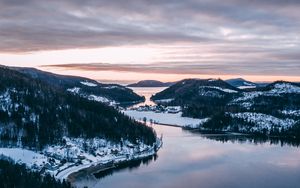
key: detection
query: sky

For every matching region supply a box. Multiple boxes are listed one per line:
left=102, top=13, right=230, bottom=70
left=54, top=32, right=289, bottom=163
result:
left=0, top=0, right=299, bottom=83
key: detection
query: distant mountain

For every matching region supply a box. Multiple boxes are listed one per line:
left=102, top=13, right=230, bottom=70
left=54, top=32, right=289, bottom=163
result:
left=225, top=78, right=257, bottom=89
left=265, top=80, right=300, bottom=90
left=127, top=80, right=175, bottom=87
left=151, top=78, right=300, bottom=138
left=151, top=78, right=240, bottom=102
left=0, top=66, right=156, bottom=148
left=12, top=67, right=144, bottom=104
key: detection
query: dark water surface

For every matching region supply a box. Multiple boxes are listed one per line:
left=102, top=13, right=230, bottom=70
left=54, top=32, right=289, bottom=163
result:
left=74, top=125, right=300, bottom=188
left=74, top=87, right=300, bottom=188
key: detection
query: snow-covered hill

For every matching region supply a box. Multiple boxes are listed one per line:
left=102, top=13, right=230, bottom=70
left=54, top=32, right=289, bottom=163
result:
left=228, top=112, right=297, bottom=133
left=225, top=78, right=257, bottom=89
left=0, top=66, right=160, bottom=182
left=12, top=67, right=144, bottom=104
left=150, top=79, right=300, bottom=138
left=0, top=136, right=162, bottom=181
left=231, top=82, right=300, bottom=108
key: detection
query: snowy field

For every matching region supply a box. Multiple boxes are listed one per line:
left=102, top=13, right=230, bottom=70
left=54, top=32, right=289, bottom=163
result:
left=67, top=87, right=117, bottom=106
left=80, top=81, right=97, bottom=87
left=123, top=110, right=208, bottom=128
left=0, top=148, right=48, bottom=167
left=199, top=86, right=238, bottom=93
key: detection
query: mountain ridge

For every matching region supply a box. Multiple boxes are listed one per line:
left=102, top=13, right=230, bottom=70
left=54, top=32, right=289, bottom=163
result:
left=225, top=78, right=257, bottom=89
left=0, top=66, right=156, bottom=149
left=127, top=80, right=175, bottom=87
left=12, top=67, right=145, bottom=104
left=150, top=78, right=300, bottom=138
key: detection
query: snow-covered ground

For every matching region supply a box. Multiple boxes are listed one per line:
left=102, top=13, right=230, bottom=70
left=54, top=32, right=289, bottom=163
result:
left=281, top=110, right=300, bottom=116
left=154, top=98, right=174, bottom=103
left=0, top=136, right=161, bottom=181
left=229, top=112, right=298, bottom=133
left=0, top=148, right=49, bottom=167
left=199, top=86, right=238, bottom=93
left=270, top=83, right=300, bottom=94
left=67, top=87, right=80, bottom=94
left=67, top=87, right=117, bottom=106
left=238, top=86, right=256, bottom=89
left=80, top=81, right=97, bottom=87
left=237, top=81, right=256, bottom=89
left=124, top=110, right=208, bottom=128
left=0, top=89, right=12, bottom=113
left=0, top=89, right=32, bottom=121
left=102, top=85, right=124, bottom=90
left=231, top=83, right=300, bottom=108
left=0, top=85, right=163, bottom=182
left=87, top=95, right=117, bottom=106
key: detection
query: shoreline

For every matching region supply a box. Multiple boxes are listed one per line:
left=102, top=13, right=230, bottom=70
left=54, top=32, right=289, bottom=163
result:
left=66, top=139, right=162, bottom=185
left=67, top=153, right=158, bottom=184
left=150, top=122, right=182, bottom=128
left=65, top=122, right=300, bottom=186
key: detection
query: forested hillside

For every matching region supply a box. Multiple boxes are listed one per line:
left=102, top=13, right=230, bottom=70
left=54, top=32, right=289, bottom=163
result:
left=0, top=158, right=71, bottom=188
left=0, top=66, right=156, bottom=149
left=13, top=67, right=144, bottom=104
left=152, top=79, right=300, bottom=138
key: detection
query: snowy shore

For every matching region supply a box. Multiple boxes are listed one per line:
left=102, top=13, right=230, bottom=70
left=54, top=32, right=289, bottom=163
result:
left=0, top=137, right=162, bottom=182
left=123, top=110, right=209, bottom=128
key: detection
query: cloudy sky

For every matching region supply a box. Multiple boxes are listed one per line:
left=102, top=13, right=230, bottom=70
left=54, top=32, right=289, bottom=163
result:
left=0, top=0, right=299, bottom=82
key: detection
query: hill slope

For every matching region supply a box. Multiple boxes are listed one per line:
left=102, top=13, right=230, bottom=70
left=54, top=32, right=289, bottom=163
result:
left=12, top=67, right=144, bottom=105
left=127, top=80, right=174, bottom=87
left=151, top=79, right=240, bottom=118
left=0, top=66, right=156, bottom=149
left=151, top=78, right=300, bottom=137
left=225, top=78, right=257, bottom=89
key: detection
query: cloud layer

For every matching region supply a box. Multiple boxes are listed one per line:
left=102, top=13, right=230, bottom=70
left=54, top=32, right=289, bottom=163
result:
left=45, top=60, right=300, bottom=77
left=1, top=0, right=299, bottom=51
left=0, top=0, right=299, bottom=77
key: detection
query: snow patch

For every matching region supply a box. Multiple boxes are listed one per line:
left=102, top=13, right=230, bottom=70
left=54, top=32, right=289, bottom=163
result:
left=87, top=95, right=117, bottom=106
left=0, top=148, right=48, bottom=168
left=199, top=86, right=238, bottom=93
left=0, top=136, right=161, bottom=181
left=124, top=110, right=207, bottom=127
left=102, top=86, right=124, bottom=90
left=232, top=83, right=300, bottom=108
left=270, top=83, right=300, bottom=94
left=229, top=112, right=297, bottom=133
left=67, top=87, right=80, bottom=94
left=80, top=81, right=97, bottom=87
left=238, top=86, right=256, bottom=89
left=155, top=98, right=174, bottom=103
left=0, top=90, right=12, bottom=113
left=281, top=110, right=300, bottom=116
left=243, top=81, right=255, bottom=86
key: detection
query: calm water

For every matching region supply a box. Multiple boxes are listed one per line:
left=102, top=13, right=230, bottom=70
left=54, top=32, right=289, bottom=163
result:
left=73, top=88, right=300, bottom=188
left=129, top=87, right=167, bottom=107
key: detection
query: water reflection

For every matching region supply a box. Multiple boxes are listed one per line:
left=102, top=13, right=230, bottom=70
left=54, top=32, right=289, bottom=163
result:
left=73, top=125, right=300, bottom=188
left=128, top=87, right=166, bottom=108
left=194, top=132, right=300, bottom=147
left=74, top=87, right=300, bottom=188
left=94, top=154, right=158, bottom=180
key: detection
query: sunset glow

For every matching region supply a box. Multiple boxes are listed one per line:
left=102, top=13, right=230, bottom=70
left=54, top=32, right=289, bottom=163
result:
left=0, top=0, right=299, bottom=83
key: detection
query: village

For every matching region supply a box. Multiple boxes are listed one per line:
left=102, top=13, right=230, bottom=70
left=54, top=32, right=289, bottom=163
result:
left=0, top=136, right=163, bottom=181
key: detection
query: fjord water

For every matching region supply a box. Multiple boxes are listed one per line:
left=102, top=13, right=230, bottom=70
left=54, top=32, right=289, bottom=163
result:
left=74, top=88, right=300, bottom=188
left=128, top=87, right=167, bottom=107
